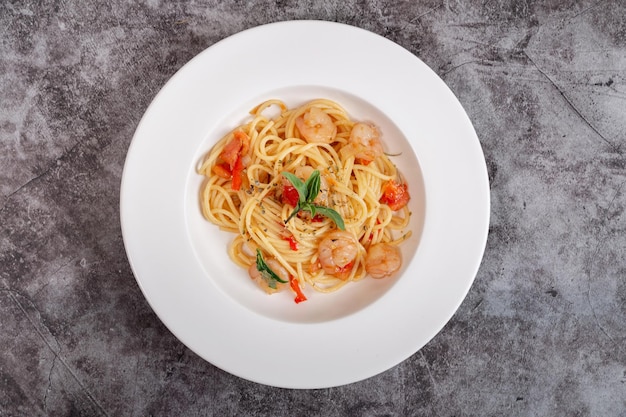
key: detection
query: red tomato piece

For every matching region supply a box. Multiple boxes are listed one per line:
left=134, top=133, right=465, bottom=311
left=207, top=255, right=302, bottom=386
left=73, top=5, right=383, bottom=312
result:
left=213, top=163, right=232, bottom=179
left=234, top=130, right=250, bottom=156
left=282, top=184, right=300, bottom=207
left=289, top=276, right=307, bottom=304
left=380, top=180, right=410, bottom=211
left=231, top=156, right=244, bottom=191
left=219, top=137, right=241, bottom=170
left=219, top=130, right=250, bottom=171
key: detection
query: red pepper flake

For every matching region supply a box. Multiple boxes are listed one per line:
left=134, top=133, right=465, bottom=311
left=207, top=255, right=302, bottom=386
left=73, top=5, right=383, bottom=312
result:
left=282, top=235, right=299, bottom=251
left=289, top=276, right=307, bottom=304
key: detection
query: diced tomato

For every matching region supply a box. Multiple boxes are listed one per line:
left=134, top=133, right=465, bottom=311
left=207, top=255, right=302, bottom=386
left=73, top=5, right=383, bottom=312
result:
left=219, top=138, right=241, bottom=170
left=282, top=235, right=298, bottom=251
left=289, top=276, right=307, bottom=304
left=234, top=130, right=250, bottom=156
left=281, top=184, right=300, bottom=207
left=380, top=180, right=410, bottom=211
left=231, top=156, right=244, bottom=191
left=219, top=130, right=250, bottom=170
left=213, top=163, right=232, bottom=179
left=215, top=130, right=250, bottom=190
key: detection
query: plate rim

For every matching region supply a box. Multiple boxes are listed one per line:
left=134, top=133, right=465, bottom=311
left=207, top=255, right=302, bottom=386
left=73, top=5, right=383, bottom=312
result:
left=120, top=19, right=490, bottom=389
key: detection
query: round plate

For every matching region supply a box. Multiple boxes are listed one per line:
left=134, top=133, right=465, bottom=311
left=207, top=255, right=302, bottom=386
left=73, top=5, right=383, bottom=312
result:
left=120, top=20, right=489, bottom=389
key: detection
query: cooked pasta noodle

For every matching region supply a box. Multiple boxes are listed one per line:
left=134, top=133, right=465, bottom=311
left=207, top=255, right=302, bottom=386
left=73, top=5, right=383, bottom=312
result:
left=198, top=99, right=411, bottom=301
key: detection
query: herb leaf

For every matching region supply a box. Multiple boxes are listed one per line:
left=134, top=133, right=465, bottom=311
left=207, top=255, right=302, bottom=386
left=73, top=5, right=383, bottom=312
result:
left=285, top=203, right=301, bottom=223
left=304, top=170, right=321, bottom=202
left=281, top=169, right=346, bottom=230
left=311, top=205, right=345, bottom=230
left=256, top=249, right=288, bottom=288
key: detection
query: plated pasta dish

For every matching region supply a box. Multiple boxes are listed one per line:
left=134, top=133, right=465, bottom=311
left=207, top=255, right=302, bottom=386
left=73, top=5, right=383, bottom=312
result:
left=198, top=99, right=411, bottom=303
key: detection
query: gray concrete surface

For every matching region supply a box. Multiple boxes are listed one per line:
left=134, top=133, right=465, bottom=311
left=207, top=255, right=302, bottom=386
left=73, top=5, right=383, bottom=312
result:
left=1, top=0, right=625, bottom=415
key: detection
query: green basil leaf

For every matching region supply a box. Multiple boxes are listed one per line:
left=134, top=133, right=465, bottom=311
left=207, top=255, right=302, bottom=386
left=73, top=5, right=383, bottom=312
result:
left=284, top=203, right=301, bottom=224
left=304, top=170, right=321, bottom=203
left=311, top=205, right=346, bottom=230
left=302, top=203, right=316, bottom=217
left=255, top=249, right=288, bottom=284
left=281, top=171, right=307, bottom=204
left=281, top=169, right=343, bottom=230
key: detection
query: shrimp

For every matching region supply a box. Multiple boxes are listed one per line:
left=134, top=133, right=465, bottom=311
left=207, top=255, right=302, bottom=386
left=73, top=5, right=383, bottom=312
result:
left=248, top=258, right=289, bottom=294
left=318, top=230, right=360, bottom=279
left=365, top=243, right=402, bottom=279
left=295, top=107, right=337, bottom=144
left=349, top=122, right=384, bottom=164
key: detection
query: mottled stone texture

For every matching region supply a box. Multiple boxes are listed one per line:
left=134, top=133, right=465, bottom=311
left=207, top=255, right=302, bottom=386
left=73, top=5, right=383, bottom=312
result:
left=1, top=0, right=625, bottom=415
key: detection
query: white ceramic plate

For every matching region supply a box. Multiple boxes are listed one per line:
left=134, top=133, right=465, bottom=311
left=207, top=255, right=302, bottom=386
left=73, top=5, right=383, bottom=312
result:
left=120, top=20, right=489, bottom=389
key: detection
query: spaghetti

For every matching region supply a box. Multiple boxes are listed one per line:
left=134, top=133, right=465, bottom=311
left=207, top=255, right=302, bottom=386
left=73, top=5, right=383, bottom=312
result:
left=198, top=99, right=411, bottom=303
